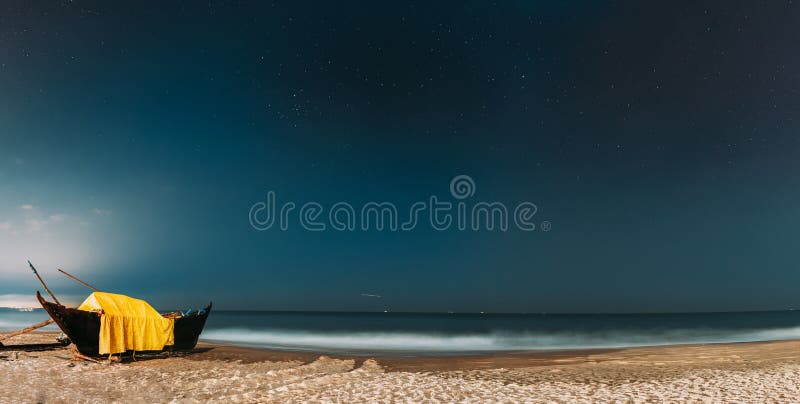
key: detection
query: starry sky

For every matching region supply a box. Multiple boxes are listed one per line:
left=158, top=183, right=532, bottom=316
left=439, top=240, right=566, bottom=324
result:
left=1, top=1, right=799, bottom=312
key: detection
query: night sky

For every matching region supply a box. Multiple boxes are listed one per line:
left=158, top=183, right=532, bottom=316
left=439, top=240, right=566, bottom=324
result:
left=1, top=1, right=799, bottom=312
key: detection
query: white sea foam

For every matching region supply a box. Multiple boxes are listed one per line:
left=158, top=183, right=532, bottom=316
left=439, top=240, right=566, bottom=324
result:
left=200, top=326, right=800, bottom=354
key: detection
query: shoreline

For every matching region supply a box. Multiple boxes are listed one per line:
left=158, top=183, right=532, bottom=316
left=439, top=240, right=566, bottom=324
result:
left=4, top=332, right=800, bottom=401
left=189, top=338, right=800, bottom=372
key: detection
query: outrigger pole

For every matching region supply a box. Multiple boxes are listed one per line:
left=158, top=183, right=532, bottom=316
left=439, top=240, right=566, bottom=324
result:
left=28, top=260, right=60, bottom=305
left=57, top=268, right=100, bottom=292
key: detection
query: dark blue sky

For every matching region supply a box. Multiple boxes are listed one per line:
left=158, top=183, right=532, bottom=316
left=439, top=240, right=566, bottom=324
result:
left=1, top=1, right=799, bottom=312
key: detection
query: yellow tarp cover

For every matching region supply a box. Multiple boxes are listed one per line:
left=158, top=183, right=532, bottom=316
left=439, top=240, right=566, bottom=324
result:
left=77, top=292, right=174, bottom=355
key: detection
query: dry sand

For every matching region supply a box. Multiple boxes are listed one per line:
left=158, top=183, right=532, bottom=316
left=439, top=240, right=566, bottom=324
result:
left=2, top=332, right=800, bottom=402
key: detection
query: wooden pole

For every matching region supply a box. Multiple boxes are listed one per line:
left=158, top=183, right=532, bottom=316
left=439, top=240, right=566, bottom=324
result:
left=27, top=260, right=60, bottom=305
left=0, top=319, right=55, bottom=342
left=57, top=268, right=100, bottom=292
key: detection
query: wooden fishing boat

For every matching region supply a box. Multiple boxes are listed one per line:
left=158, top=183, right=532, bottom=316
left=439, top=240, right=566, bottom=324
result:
left=36, top=291, right=212, bottom=356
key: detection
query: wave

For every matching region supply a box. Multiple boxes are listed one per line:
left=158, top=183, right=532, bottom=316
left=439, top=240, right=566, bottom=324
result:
left=200, top=326, right=800, bottom=354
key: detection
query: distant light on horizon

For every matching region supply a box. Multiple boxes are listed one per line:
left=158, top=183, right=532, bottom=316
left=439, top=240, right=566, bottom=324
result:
left=0, top=293, right=38, bottom=309
left=0, top=293, right=83, bottom=309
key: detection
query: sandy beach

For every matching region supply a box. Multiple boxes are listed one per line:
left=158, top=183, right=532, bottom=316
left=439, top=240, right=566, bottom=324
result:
left=1, top=332, right=800, bottom=402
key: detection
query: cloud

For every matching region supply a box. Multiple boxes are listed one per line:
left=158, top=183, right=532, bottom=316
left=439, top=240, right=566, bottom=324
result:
left=1, top=204, right=100, bottom=237
left=49, top=214, right=67, bottom=223
left=0, top=205, right=96, bottom=285
left=25, top=218, right=48, bottom=232
left=0, top=293, right=38, bottom=309
left=92, top=208, right=112, bottom=217
left=0, top=209, right=75, bottom=235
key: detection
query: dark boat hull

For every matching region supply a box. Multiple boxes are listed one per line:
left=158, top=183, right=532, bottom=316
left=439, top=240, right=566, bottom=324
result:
left=36, top=291, right=211, bottom=356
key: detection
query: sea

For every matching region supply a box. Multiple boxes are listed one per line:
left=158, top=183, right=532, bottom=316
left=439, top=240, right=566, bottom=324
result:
left=4, top=308, right=800, bottom=355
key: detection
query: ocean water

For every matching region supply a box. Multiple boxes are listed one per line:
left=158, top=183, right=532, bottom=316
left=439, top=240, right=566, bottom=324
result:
left=0, top=308, right=59, bottom=331
left=199, top=311, right=800, bottom=355
left=5, top=308, right=800, bottom=355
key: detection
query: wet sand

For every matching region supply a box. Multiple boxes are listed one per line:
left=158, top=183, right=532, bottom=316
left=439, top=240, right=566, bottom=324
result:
left=2, top=332, right=800, bottom=402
